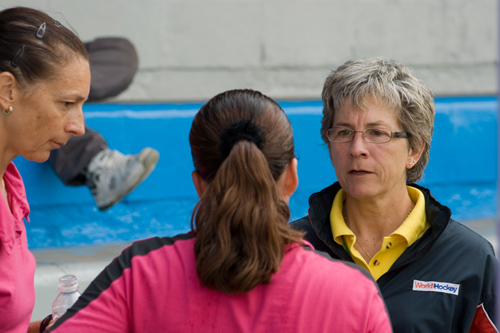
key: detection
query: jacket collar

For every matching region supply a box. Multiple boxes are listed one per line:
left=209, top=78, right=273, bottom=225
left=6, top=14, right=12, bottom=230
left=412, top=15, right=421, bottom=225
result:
left=307, top=182, right=351, bottom=260
left=307, top=182, right=452, bottom=267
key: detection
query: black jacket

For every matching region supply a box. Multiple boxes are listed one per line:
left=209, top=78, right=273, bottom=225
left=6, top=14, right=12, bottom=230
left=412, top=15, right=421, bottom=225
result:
left=290, top=182, right=497, bottom=332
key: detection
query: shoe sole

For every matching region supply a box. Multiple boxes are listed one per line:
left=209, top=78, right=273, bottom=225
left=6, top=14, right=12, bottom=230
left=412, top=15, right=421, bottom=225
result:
left=98, top=148, right=160, bottom=211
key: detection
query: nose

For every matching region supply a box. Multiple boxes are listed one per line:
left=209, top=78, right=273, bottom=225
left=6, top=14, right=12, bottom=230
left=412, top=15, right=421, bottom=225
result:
left=65, top=107, right=85, bottom=137
left=349, top=131, right=368, bottom=157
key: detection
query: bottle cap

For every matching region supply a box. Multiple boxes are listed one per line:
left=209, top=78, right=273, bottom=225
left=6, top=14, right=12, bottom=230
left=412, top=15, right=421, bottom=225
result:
left=58, top=274, right=79, bottom=292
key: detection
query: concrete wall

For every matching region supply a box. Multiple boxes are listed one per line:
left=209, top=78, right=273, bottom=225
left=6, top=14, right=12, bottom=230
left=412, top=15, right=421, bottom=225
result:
left=2, top=0, right=497, bottom=102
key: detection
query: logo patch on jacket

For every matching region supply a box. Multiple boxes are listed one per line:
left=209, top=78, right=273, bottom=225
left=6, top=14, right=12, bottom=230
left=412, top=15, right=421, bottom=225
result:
left=412, top=280, right=460, bottom=295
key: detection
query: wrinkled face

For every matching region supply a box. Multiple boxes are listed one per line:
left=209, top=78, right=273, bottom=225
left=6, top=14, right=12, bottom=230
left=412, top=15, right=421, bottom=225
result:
left=329, top=96, right=418, bottom=201
left=8, top=55, right=90, bottom=162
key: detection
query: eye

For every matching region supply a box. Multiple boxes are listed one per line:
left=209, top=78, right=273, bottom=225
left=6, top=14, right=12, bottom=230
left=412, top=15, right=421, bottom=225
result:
left=337, top=128, right=353, bottom=136
left=366, top=128, right=389, bottom=137
left=62, top=101, right=74, bottom=109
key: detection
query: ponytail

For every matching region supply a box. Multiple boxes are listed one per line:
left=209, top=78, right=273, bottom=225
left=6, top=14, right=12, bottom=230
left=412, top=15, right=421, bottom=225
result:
left=189, top=89, right=304, bottom=294
left=192, top=140, right=303, bottom=294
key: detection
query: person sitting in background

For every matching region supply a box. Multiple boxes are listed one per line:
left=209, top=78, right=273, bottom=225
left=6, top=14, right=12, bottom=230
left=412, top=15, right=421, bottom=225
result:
left=290, top=58, right=497, bottom=332
left=48, top=89, right=392, bottom=332
left=48, top=37, right=159, bottom=211
left=0, top=7, right=90, bottom=332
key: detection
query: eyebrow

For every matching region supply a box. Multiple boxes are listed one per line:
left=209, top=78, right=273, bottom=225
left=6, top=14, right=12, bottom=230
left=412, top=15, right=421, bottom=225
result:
left=53, top=92, right=88, bottom=103
left=76, top=95, right=88, bottom=103
left=334, top=121, right=391, bottom=128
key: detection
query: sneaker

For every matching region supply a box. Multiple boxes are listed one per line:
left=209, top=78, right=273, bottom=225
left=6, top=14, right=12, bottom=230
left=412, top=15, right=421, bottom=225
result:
left=86, top=147, right=160, bottom=210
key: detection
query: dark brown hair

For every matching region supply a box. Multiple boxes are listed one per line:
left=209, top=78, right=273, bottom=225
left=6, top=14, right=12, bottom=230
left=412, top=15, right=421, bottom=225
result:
left=0, top=7, right=88, bottom=87
left=189, top=89, right=304, bottom=294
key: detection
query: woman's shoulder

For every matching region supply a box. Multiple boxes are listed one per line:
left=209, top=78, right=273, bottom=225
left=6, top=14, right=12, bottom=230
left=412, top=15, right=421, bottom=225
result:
left=280, top=244, right=391, bottom=332
left=288, top=243, right=376, bottom=285
left=446, top=220, right=494, bottom=250
left=434, top=220, right=496, bottom=261
left=118, top=233, right=196, bottom=265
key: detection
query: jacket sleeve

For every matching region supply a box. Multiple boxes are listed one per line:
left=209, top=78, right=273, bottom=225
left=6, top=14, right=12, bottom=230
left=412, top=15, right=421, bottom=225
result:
left=469, top=250, right=498, bottom=333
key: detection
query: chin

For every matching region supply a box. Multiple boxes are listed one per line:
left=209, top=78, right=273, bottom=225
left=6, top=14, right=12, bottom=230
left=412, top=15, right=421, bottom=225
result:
left=341, top=183, right=379, bottom=199
left=345, top=190, right=377, bottom=200
left=23, top=152, right=51, bottom=163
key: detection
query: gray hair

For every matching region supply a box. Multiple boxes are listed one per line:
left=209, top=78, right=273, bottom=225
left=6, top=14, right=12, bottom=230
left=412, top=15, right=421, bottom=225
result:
left=321, top=57, right=435, bottom=184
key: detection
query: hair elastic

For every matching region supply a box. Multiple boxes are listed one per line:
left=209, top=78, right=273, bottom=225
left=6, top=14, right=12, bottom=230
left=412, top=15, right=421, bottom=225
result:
left=36, top=22, right=46, bottom=38
left=219, top=120, right=264, bottom=158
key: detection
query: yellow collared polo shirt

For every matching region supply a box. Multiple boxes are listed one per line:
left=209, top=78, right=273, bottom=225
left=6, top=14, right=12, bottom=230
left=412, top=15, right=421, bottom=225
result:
left=331, top=186, right=429, bottom=280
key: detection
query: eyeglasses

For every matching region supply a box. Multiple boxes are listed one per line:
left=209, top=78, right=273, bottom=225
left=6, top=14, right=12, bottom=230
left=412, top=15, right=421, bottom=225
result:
left=326, top=126, right=410, bottom=144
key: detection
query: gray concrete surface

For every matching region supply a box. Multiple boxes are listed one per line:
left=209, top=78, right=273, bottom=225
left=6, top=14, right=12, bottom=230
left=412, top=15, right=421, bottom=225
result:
left=30, top=218, right=498, bottom=322
left=1, top=0, right=497, bottom=102
left=31, top=242, right=132, bottom=321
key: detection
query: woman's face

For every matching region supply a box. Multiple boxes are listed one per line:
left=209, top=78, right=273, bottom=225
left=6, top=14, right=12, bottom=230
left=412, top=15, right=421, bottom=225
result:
left=329, top=96, right=420, bottom=201
left=8, top=55, right=90, bottom=162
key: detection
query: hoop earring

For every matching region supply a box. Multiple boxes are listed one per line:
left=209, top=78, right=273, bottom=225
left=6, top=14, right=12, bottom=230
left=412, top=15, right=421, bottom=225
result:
left=3, top=106, right=13, bottom=115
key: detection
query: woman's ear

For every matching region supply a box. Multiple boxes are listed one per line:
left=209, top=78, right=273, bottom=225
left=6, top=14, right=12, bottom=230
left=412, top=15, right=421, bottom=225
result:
left=407, top=142, right=425, bottom=169
left=283, top=158, right=299, bottom=197
left=0, top=72, right=16, bottom=110
left=192, top=171, right=207, bottom=198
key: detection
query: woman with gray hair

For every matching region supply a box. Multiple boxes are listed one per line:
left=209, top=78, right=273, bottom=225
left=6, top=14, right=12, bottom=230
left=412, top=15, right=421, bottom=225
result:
left=291, top=58, right=496, bottom=332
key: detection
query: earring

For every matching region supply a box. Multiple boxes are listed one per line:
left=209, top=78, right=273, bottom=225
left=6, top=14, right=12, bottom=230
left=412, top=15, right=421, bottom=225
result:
left=408, top=160, right=415, bottom=166
left=3, top=106, right=13, bottom=115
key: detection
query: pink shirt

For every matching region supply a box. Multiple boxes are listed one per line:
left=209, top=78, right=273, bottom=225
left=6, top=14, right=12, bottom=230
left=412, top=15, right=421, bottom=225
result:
left=50, top=235, right=392, bottom=332
left=0, top=162, right=35, bottom=333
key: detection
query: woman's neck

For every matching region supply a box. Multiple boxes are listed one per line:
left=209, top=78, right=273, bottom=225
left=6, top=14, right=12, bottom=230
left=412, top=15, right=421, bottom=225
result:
left=0, top=143, right=17, bottom=177
left=343, top=187, right=415, bottom=239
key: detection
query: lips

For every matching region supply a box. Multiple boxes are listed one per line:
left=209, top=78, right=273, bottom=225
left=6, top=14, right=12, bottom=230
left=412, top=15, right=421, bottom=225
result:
left=51, top=141, right=65, bottom=149
left=349, top=169, right=371, bottom=175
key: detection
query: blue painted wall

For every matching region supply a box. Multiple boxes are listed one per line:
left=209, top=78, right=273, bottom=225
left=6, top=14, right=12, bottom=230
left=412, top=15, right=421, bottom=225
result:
left=16, top=96, right=497, bottom=249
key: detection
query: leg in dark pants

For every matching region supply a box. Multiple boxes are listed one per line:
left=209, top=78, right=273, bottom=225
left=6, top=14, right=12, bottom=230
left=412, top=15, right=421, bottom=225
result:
left=49, top=126, right=108, bottom=186
left=49, top=124, right=159, bottom=211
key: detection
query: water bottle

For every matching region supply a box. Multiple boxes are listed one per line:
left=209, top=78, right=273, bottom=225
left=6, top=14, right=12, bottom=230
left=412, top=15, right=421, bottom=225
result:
left=51, top=274, right=81, bottom=322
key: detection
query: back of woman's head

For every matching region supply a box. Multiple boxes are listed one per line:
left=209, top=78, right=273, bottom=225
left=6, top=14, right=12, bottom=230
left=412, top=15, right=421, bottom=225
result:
left=0, top=7, right=88, bottom=88
left=189, top=89, right=303, bottom=294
